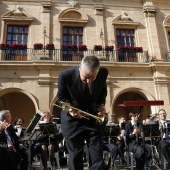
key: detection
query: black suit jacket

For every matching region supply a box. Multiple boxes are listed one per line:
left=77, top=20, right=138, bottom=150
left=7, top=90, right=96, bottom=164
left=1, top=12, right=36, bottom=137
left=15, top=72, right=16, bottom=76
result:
left=125, top=120, right=141, bottom=144
left=57, top=66, right=108, bottom=137
left=0, top=125, right=21, bottom=151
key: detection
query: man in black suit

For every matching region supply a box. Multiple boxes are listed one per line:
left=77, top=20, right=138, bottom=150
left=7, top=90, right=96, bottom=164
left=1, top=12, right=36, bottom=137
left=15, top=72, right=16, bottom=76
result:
left=125, top=112, right=153, bottom=170
left=157, top=109, right=170, bottom=168
left=0, top=110, right=28, bottom=170
left=57, top=55, right=108, bottom=170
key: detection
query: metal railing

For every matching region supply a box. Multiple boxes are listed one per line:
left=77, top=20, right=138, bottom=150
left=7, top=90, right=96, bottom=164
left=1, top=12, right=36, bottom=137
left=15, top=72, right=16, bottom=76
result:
left=0, top=48, right=150, bottom=63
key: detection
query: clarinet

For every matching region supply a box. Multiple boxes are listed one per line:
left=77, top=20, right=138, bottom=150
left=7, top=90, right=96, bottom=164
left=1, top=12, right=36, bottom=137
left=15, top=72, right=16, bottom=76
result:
left=5, top=130, right=17, bottom=152
left=134, top=122, right=139, bottom=143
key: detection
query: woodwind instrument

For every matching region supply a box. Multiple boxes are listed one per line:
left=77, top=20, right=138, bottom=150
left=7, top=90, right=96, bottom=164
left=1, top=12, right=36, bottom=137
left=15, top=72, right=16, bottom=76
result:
left=53, top=101, right=105, bottom=124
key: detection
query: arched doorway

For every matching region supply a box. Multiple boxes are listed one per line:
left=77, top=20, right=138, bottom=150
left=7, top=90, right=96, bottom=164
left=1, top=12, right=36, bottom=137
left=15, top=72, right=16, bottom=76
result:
left=0, top=90, right=37, bottom=126
left=112, top=91, right=150, bottom=123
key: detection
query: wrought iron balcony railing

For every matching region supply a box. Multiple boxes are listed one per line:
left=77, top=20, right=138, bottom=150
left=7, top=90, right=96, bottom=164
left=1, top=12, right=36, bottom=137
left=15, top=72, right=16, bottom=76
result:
left=0, top=48, right=150, bottom=63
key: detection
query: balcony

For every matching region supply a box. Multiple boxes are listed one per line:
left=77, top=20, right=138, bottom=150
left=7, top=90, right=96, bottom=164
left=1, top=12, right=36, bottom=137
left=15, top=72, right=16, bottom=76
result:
left=0, top=48, right=150, bottom=63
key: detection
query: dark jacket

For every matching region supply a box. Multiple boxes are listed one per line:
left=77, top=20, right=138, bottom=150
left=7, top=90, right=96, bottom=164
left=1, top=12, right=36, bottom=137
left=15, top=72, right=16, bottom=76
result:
left=0, top=125, right=21, bottom=151
left=57, top=66, right=108, bottom=137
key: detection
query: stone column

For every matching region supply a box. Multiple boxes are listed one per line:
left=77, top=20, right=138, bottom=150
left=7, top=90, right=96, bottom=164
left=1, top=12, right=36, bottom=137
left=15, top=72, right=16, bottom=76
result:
left=42, top=1, right=51, bottom=44
left=143, top=2, right=162, bottom=59
left=153, top=69, right=170, bottom=114
left=94, top=5, right=105, bottom=46
left=38, top=68, right=52, bottom=111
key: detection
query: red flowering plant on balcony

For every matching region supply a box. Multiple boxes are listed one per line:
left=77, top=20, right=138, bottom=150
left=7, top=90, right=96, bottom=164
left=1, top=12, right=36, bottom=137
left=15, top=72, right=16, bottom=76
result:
left=9, top=44, right=19, bottom=50
left=18, top=44, right=27, bottom=50
left=0, top=43, right=9, bottom=50
left=105, top=45, right=114, bottom=51
left=62, top=44, right=78, bottom=51
left=34, top=43, right=43, bottom=50
left=78, top=44, right=87, bottom=51
left=118, top=46, right=143, bottom=53
left=94, top=45, right=102, bottom=51
left=46, top=43, right=55, bottom=50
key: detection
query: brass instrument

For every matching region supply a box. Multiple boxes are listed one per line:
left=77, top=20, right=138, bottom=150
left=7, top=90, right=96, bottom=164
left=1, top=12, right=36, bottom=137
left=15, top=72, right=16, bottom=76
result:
left=53, top=101, right=105, bottom=124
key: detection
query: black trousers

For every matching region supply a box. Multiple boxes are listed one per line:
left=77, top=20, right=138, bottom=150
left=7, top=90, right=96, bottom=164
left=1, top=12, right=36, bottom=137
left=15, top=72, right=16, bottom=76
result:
left=158, top=140, right=170, bottom=166
left=66, top=130, right=105, bottom=170
left=129, top=141, right=152, bottom=170
left=0, top=147, right=21, bottom=170
left=117, top=141, right=126, bottom=161
left=103, top=143, right=118, bottom=166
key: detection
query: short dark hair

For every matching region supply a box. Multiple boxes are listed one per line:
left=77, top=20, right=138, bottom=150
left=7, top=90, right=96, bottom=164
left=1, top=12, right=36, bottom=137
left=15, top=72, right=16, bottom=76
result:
left=14, top=117, right=25, bottom=125
left=129, top=112, right=137, bottom=118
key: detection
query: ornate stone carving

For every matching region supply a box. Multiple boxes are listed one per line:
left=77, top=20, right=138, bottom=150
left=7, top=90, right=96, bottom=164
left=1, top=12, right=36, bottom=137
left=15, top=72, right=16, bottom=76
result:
left=62, top=11, right=82, bottom=19
left=120, top=12, right=132, bottom=21
left=143, top=4, right=157, bottom=17
left=94, top=5, right=104, bottom=15
left=42, top=2, right=51, bottom=13
left=67, top=0, right=78, bottom=7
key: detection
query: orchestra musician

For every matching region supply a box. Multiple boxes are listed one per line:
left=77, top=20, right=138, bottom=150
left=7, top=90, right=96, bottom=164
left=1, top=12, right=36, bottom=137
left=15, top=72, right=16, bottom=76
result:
left=0, top=117, right=21, bottom=170
left=14, top=117, right=26, bottom=138
left=125, top=112, right=153, bottom=170
left=36, top=111, right=58, bottom=170
left=117, top=116, right=127, bottom=165
left=0, top=110, right=28, bottom=170
left=157, top=109, right=170, bottom=168
left=57, top=55, right=108, bottom=170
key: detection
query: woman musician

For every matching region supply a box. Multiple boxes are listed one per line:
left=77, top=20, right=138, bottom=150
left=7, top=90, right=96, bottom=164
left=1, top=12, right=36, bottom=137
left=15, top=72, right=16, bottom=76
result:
left=36, top=111, right=59, bottom=170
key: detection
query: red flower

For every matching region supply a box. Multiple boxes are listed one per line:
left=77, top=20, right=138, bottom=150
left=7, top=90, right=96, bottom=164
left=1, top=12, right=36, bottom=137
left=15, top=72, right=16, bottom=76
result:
left=0, top=43, right=9, bottom=47
left=46, top=43, right=54, bottom=47
left=79, top=45, right=87, bottom=48
left=118, top=46, right=143, bottom=52
left=105, top=45, right=114, bottom=49
left=34, top=43, right=43, bottom=47
left=94, top=45, right=102, bottom=48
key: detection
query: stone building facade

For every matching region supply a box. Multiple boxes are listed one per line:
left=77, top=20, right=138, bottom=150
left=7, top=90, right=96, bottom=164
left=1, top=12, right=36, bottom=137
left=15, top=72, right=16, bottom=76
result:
left=0, top=0, right=170, bottom=125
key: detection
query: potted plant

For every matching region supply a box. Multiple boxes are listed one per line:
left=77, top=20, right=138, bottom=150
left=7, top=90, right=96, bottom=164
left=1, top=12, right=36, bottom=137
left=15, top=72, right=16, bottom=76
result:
left=0, top=43, right=9, bottom=50
left=46, top=43, right=55, bottom=50
left=118, top=46, right=143, bottom=53
left=78, top=44, right=87, bottom=51
left=34, top=43, right=43, bottom=50
left=105, top=45, right=114, bottom=51
left=9, top=44, right=19, bottom=50
left=62, top=44, right=78, bottom=51
left=18, top=44, right=27, bottom=50
left=94, top=45, right=102, bottom=51
left=70, top=44, right=78, bottom=51
left=135, top=47, right=143, bottom=53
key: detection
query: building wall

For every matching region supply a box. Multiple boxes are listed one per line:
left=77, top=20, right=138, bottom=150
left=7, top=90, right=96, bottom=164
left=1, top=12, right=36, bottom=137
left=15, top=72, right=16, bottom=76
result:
left=0, top=0, right=170, bottom=124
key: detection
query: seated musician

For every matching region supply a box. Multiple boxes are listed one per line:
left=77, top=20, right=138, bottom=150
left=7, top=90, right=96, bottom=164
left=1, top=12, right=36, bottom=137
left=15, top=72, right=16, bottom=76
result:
left=125, top=112, right=153, bottom=170
left=14, top=117, right=26, bottom=138
left=103, top=122, right=118, bottom=169
left=157, top=109, right=170, bottom=168
left=117, top=116, right=127, bottom=165
left=36, top=111, right=59, bottom=170
left=0, top=110, right=28, bottom=170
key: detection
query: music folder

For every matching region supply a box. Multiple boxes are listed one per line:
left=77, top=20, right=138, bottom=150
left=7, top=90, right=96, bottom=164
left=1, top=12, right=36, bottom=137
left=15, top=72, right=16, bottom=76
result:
left=38, top=123, right=58, bottom=135
left=143, top=122, right=160, bottom=137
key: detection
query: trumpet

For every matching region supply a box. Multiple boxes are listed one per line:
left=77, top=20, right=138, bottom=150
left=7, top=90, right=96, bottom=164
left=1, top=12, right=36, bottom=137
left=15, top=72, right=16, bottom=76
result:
left=53, top=101, right=105, bottom=124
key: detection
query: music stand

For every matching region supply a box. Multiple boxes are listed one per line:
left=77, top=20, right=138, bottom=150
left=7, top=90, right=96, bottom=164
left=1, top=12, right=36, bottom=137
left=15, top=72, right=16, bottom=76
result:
left=143, top=123, right=160, bottom=142
left=38, top=123, right=58, bottom=168
left=38, top=123, right=58, bottom=136
left=104, top=124, right=120, bottom=143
